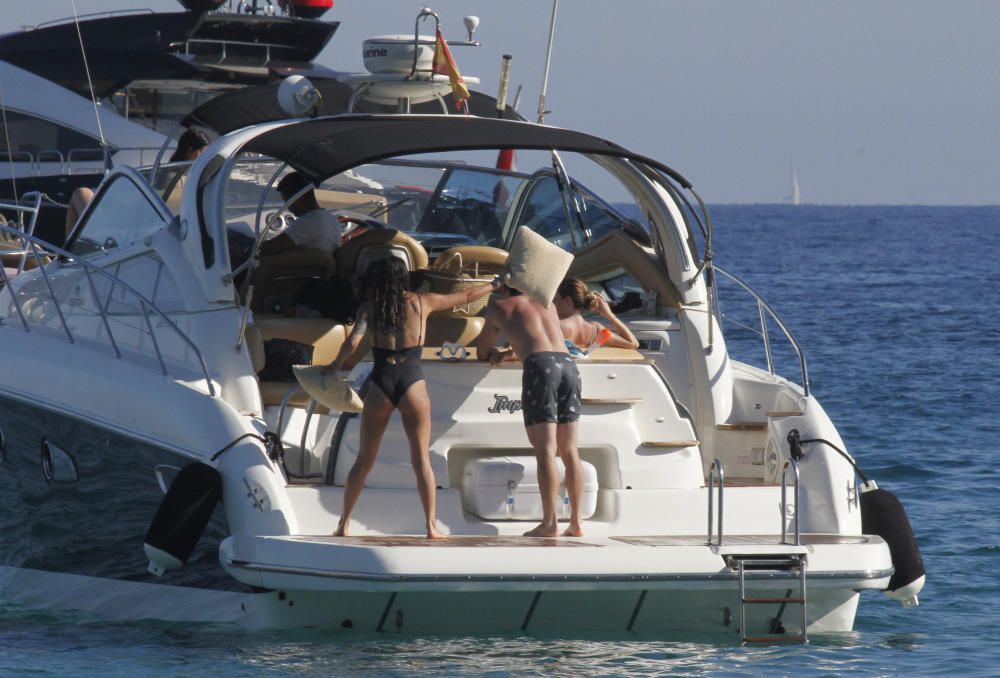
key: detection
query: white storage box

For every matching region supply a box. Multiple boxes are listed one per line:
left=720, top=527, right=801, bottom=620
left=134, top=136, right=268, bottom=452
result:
left=461, top=456, right=598, bottom=521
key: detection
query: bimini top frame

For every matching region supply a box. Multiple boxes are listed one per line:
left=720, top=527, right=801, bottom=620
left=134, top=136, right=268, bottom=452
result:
left=230, top=114, right=694, bottom=190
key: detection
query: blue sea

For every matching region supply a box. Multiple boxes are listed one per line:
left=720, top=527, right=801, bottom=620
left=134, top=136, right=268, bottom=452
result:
left=1, top=205, right=997, bottom=676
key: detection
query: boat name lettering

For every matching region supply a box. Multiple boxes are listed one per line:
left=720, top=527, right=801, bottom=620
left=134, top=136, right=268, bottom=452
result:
left=364, top=48, right=388, bottom=58
left=488, top=394, right=521, bottom=414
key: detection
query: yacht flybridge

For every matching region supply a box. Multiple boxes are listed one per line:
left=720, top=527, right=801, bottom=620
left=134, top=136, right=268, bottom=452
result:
left=0, top=114, right=924, bottom=639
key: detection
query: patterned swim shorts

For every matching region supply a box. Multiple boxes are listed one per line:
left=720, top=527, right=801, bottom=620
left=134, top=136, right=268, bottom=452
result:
left=521, top=351, right=582, bottom=427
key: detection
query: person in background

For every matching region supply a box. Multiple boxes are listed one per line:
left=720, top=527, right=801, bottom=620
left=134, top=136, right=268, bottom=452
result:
left=64, top=186, right=95, bottom=240
left=325, top=257, right=501, bottom=539
left=260, top=171, right=341, bottom=255
left=168, top=128, right=210, bottom=163
left=555, top=277, right=639, bottom=351
left=474, top=282, right=586, bottom=538
left=162, top=128, right=211, bottom=212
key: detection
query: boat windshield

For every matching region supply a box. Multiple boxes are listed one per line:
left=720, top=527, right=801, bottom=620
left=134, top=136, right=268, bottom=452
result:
left=67, top=171, right=170, bottom=257
left=221, top=155, right=646, bottom=259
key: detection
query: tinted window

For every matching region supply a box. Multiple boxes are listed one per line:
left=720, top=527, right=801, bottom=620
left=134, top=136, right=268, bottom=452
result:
left=516, top=176, right=577, bottom=251
left=579, top=188, right=629, bottom=243
left=419, top=168, right=515, bottom=246
left=0, top=111, right=102, bottom=161
left=69, top=175, right=168, bottom=256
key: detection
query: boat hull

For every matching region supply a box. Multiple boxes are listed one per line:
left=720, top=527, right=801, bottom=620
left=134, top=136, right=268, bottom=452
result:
left=215, top=532, right=890, bottom=635
left=0, top=393, right=241, bottom=591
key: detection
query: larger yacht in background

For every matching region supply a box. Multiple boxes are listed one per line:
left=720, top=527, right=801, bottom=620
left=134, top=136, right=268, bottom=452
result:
left=0, top=0, right=342, bottom=243
left=0, top=0, right=498, bottom=244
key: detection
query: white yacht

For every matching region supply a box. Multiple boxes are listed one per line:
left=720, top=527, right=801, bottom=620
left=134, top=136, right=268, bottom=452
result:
left=0, top=113, right=924, bottom=640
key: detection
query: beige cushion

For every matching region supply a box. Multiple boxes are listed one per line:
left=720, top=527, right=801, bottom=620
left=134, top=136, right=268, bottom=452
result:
left=335, top=229, right=428, bottom=279
left=503, top=226, right=574, bottom=308
left=293, top=365, right=364, bottom=413
left=424, top=315, right=485, bottom=345
left=253, top=316, right=349, bottom=365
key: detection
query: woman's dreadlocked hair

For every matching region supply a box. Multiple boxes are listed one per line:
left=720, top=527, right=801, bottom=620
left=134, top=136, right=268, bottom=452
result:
left=362, top=257, right=410, bottom=334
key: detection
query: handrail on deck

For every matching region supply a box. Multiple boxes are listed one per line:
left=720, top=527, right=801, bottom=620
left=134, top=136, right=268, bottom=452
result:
left=0, top=215, right=216, bottom=397
left=781, top=458, right=801, bottom=545
left=713, top=265, right=810, bottom=397
left=30, top=9, right=153, bottom=31
left=707, top=458, right=725, bottom=546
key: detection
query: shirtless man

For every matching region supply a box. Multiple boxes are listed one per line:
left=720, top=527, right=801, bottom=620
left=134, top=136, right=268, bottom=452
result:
left=475, top=285, right=585, bottom=537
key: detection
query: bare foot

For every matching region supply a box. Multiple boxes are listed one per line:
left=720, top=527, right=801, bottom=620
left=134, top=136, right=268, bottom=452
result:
left=523, top=523, right=558, bottom=537
left=333, top=519, right=349, bottom=537
left=427, top=525, right=449, bottom=540
left=562, top=523, right=584, bottom=537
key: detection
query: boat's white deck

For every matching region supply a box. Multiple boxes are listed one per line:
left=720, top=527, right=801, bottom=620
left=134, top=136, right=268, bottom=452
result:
left=283, top=534, right=871, bottom=548
left=219, top=532, right=893, bottom=594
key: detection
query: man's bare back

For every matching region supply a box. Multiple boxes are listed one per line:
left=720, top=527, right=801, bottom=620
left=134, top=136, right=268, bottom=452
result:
left=476, top=292, right=567, bottom=361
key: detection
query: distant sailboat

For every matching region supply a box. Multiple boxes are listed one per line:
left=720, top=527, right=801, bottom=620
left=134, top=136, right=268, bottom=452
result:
left=786, top=169, right=801, bottom=205
left=784, top=169, right=799, bottom=205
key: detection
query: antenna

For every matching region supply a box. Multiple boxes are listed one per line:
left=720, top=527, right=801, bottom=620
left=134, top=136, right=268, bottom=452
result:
left=70, top=0, right=109, bottom=170
left=277, top=75, right=322, bottom=117
left=463, top=15, right=480, bottom=42
left=536, top=0, right=559, bottom=124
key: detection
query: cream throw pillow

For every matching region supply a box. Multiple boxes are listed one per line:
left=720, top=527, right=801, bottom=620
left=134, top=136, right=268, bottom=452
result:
left=503, top=226, right=574, bottom=308
left=293, top=365, right=364, bottom=413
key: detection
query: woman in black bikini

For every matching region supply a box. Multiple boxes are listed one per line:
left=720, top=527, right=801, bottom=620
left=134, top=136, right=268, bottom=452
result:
left=325, top=257, right=500, bottom=539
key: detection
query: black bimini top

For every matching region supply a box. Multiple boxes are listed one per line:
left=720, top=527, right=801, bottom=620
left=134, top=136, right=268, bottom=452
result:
left=239, top=115, right=692, bottom=189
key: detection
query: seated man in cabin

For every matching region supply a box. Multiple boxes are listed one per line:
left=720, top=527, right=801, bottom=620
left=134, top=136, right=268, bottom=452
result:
left=259, top=171, right=342, bottom=255
left=474, top=282, right=586, bottom=538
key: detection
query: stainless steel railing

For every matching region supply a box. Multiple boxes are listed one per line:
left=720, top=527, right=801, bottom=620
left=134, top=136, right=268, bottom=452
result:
left=0, top=212, right=216, bottom=397
left=781, top=459, right=801, bottom=545
left=713, top=265, right=810, bottom=397
left=707, top=458, right=725, bottom=546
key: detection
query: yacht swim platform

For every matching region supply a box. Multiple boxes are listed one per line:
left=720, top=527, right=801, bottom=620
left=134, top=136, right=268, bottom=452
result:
left=265, top=533, right=873, bottom=548
left=220, top=532, right=893, bottom=592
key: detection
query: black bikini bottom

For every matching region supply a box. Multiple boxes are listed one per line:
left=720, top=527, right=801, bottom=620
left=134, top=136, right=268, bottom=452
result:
left=370, top=346, right=424, bottom=406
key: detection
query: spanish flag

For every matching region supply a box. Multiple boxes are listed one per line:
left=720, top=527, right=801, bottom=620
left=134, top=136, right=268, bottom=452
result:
left=432, top=28, right=470, bottom=111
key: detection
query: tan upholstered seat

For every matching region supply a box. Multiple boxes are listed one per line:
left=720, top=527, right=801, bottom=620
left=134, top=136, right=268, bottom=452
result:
left=424, top=315, right=485, bottom=347
left=247, top=248, right=337, bottom=312
left=334, top=229, right=428, bottom=279
left=253, top=316, right=350, bottom=365
left=568, top=230, right=682, bottom=310
left=252, top=316, right=353, bottom=407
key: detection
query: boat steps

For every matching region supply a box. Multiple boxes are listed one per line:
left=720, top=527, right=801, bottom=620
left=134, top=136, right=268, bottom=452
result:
left=733, top=553, right=808, bottom=644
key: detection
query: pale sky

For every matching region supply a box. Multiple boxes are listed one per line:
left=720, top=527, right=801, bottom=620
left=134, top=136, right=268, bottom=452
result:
left=5, top=0, right=1000, bottom=205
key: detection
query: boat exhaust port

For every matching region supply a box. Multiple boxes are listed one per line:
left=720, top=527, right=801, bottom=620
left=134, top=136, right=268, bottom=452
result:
left=144, top=462, right=222, bottom=577
left=40, top=437, right=78, bottom=483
